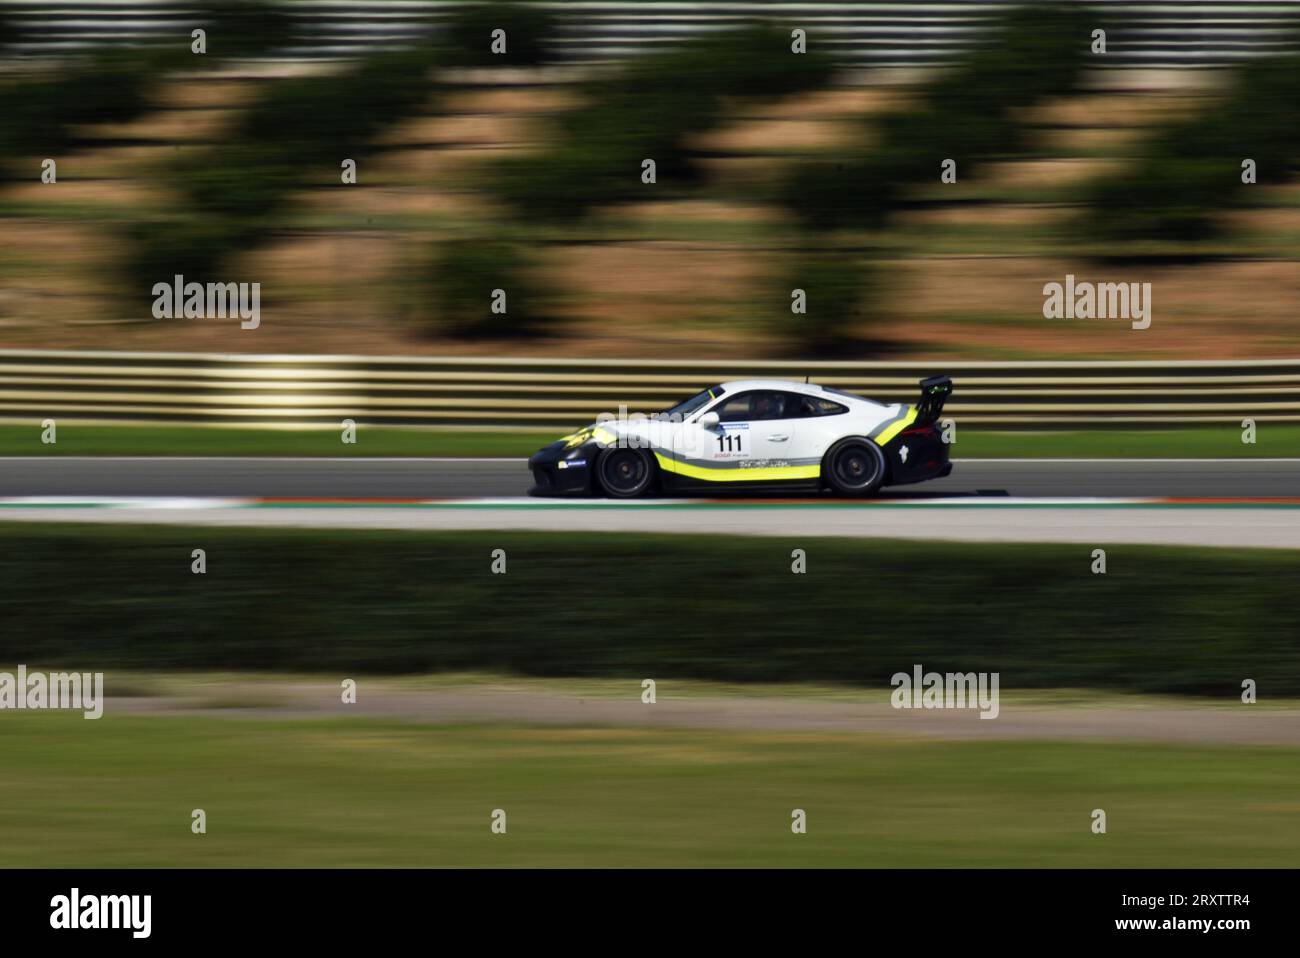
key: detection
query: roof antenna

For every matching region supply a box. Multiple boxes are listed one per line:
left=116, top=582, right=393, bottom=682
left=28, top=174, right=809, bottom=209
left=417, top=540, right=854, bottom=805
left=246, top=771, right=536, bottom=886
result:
left=804, top=374, right=810, bottom=384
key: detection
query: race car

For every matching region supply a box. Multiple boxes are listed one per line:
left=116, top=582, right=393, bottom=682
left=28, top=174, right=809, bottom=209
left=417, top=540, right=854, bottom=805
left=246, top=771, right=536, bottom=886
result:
left=528, top=375, right=953, bottom=498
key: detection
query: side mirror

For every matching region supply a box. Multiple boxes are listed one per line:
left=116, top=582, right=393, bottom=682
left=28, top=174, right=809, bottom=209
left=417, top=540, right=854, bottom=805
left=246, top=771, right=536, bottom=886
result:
left=698, top=411, right=720, bottom=429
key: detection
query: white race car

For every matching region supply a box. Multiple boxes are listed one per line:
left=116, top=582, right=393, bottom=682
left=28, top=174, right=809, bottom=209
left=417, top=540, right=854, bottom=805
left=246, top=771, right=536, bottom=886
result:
left=528, top=376, right=953, bottom=497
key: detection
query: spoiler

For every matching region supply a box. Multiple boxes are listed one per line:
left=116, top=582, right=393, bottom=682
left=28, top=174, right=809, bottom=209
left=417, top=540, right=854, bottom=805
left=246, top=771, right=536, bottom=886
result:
left=915, top=375, right=953, bottom=424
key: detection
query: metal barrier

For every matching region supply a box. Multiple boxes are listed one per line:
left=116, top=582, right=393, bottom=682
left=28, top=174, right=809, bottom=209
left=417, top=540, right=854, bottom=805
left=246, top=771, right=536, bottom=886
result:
left=2, top=1, right=1299, bottom=68
left=1, top=350, right=1296, bottom=428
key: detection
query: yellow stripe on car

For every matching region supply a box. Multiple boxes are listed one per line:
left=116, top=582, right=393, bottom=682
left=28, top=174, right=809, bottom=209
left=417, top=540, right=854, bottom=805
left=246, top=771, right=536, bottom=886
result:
left=872, top=405, right=918, bottom=446
left=652, top=453, right=821, bottom=482
left=561, top=425, right=620, bottom=448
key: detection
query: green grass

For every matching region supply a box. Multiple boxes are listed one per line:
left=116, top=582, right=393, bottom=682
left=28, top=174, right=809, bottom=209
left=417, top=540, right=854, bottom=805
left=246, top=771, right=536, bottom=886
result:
left=953, top=425, right=1300, bottom=458
left=1, top=715, right=1295, bottom=866
left=0, top=424, right=553, bottom=458
left=3, top=526, right=1299, bottom=693
left=0, top=422, right=1294, bottom=458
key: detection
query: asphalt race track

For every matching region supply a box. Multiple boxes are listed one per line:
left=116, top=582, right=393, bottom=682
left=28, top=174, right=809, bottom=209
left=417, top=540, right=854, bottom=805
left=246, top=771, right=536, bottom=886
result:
left=1, top=456, right=1298, bottom=499
left=0, top=456, right=1298, bottom=548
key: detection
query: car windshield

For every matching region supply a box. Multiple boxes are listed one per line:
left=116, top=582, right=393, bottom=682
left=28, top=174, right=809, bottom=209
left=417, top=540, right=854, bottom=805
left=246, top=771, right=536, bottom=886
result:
left=659, top=386, right=724, bottom=420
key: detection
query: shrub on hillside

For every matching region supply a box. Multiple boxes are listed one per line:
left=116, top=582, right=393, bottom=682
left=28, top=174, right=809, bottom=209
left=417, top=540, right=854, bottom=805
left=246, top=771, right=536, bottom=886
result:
left=425, top=239, right=553, bottom=338
left=1078, top=50, right=1300, bottom=247
left=783, top=2, right=1091, bottom=232
left=495, top=25, right=835, bottom=220
left=126, top=47, right=442, bottom=289
left=776, top=250, right=875, bottom=356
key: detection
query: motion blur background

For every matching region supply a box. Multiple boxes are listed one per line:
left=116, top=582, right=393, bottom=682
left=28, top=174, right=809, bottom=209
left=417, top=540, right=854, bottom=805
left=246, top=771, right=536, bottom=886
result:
left=1, top=0, right=1299, bottom=360
left=2, top=3, right=1299, bottom=870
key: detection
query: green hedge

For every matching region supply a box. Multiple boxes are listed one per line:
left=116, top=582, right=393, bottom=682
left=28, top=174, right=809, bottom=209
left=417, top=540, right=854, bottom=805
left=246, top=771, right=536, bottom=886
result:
left=2, top=525, right=1297, bottom=695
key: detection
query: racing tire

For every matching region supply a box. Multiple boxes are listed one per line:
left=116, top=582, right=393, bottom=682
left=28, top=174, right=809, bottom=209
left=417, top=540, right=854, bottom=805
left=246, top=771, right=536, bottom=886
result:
left=596, top=447, right=657, bottom=498
left=823, top=438, right=887, bottom=496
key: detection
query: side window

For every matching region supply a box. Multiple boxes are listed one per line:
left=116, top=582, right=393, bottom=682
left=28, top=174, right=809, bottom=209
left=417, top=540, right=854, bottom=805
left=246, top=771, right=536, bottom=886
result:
left=780, top=393, right=848, bottom=418
left=715, top=391, right=788, bottom=422
left=814, top=397, right=849, bottom=416
left=715, top=393, right=755, bottom=423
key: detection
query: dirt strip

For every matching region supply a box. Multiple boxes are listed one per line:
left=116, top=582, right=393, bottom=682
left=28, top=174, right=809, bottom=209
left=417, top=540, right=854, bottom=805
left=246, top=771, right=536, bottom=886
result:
left=103, top=685, right=1300, bottom=745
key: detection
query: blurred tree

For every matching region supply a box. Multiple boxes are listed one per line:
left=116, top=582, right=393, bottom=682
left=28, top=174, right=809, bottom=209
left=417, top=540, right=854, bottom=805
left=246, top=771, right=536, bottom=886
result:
left=434, top=24, right=835, bottom=342
left=0, top=48, right=177, bottom=182
left=0, top=6, right=24, bottom=53
left=1078, top=47, right=1300, bottom=249
left=783, top=2, right=1093, bottom=232
left=426, top=239, right=553, bottom=338
left=440, top=2, right=558, bottom=67
left=778, top=251, right=878, bottom=356
left=188, top=0, right=298, bottom=59
left=124, top=46, right=443, bottom=306
left=496, top=25, right=835, bottom=220
left=772, top=2, right=1092, bottom=353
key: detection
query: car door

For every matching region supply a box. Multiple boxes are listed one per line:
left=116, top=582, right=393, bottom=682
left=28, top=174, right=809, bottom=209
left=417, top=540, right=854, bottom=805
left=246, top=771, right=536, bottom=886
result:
left=709, top=390, right=796, bottom=466
left=777, top=391, right=849, bottom=462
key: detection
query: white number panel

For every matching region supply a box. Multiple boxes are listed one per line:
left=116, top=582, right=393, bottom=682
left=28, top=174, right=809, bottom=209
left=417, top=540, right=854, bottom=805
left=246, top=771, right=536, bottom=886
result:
left=712, top=423, right=750, bottom=460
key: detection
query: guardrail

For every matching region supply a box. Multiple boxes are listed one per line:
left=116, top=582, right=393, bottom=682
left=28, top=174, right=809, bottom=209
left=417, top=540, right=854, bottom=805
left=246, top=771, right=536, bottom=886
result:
left=1, top=350, right=1297, bottom=428
left=2, top=1, right=1299, bottom=68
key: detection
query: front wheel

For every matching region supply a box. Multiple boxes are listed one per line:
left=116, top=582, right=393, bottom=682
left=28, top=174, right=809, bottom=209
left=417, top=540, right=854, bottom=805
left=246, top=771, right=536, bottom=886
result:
left=823, top=438, right=887, bottom=496
left=596, top=447, right=657, bottom=498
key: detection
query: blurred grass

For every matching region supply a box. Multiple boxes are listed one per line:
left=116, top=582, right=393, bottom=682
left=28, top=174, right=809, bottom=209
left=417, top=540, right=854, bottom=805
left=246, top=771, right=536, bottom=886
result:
left=0, top=423, right=1295, bottom=457
left=1, top=714, right=1296, bottom=866
left=2, top=526, right=1298, bottom=693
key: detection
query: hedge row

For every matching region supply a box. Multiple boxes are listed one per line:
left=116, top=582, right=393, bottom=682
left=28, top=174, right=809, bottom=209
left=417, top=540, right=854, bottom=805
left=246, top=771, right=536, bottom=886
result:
left=2, top=524, right=1296, bottom=695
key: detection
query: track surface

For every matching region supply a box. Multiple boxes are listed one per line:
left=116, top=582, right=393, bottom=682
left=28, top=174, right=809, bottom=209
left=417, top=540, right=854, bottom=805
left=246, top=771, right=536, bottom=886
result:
left=2, top=458, right=1297, bottom=548
left=1, top=456, right=1299, bottom=498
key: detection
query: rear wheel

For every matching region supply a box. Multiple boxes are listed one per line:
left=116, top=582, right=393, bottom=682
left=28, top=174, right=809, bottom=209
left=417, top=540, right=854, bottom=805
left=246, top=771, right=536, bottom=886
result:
left=823, top=438, right=886, bottom=496
left=597, top=447, right=656, bottom=498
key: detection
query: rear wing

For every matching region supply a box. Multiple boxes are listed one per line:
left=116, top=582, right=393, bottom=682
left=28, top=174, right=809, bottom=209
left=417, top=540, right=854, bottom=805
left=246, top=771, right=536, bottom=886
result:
left=915, top=375, right=953, bottom=424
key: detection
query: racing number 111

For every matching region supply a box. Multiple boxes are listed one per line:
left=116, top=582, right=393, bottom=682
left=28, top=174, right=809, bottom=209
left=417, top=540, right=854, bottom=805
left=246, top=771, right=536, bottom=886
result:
left=717, top=433, right=743, bottom=453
